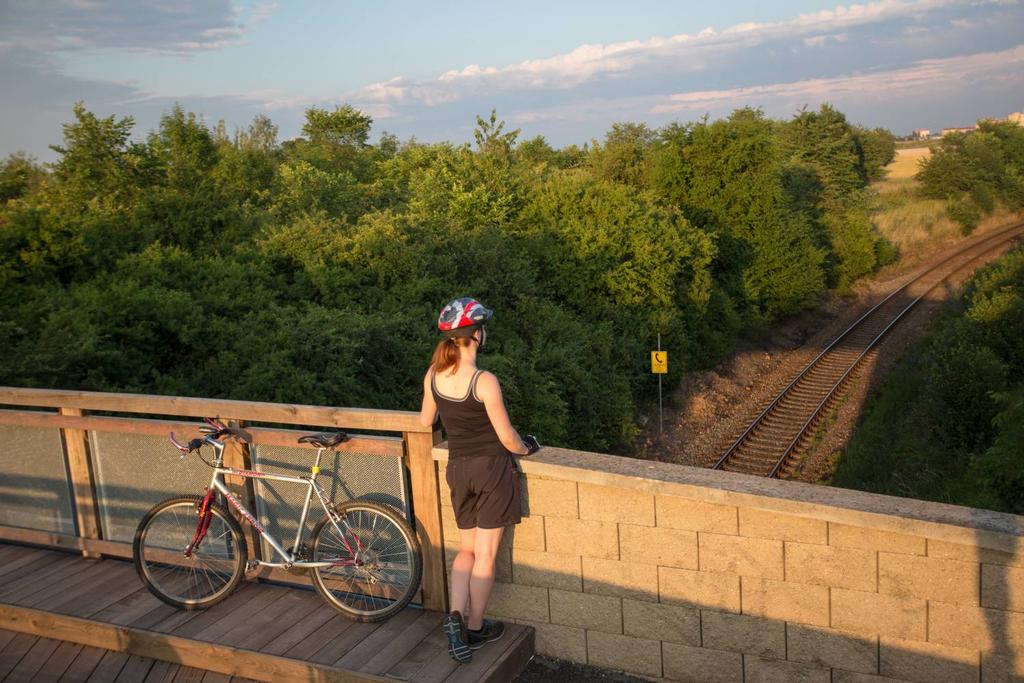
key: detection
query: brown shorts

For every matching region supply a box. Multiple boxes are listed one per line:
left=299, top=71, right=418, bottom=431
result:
left=446, top=455, right=522, bottom=530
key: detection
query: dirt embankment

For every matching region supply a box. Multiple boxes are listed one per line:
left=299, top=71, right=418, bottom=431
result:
left=632, top=219, right=1022, bottom=482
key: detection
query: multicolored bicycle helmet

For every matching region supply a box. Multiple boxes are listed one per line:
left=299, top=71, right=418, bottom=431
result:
left=438, top=297, right=493, bottom=338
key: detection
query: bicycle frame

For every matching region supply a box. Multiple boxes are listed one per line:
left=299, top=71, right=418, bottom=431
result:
left=191, top=437, right=362, bottom=570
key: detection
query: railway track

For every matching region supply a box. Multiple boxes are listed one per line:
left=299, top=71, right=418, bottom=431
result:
left=712, top=221, right=1024, bottom=478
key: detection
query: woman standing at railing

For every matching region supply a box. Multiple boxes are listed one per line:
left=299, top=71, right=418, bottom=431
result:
left=419, top=297, right=540, bottom=664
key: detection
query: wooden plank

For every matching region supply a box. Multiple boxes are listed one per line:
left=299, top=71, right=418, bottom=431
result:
left=220, top=420, right=260, bottom=560
left=441, top=625, right=533, bottom=683
left=169, top=584, right=265, bottom=639
left=143, top=660, right=179, bottom=683
left=0, top=556, right=90, bottom=604
left=0, top=549, right=60, bottom=587
left=0, top=603, right=394, bottom=682
left=0, top=412, right=404, bottom=457
left=200, top=671, right=231, bottom=683
left=403, top=431, right=447, bottom=612
left=335, top=608, right=424, bottom=670
left=258, top=605, right=337, bottom=656
left=283, top=612, right=358, bottom=661
left=7, top=636, right=61, bottom=681
left=190, top=586, right=290, bottom=643
left=91, top=589, right=163, bottom=626
left=383, top=629, right=449, bottom=681
left=21, top=561, right=111, bottom=609
left=86, top=650, right=130, bottom=681
left=405, top=631, right=459, bottom=683
left=114, top=654, right=156, bottom=681
left=173, top=667, right=209, bottom=683
left=34, top=640, right=84, bottom=683
left=57, top=645, right=106, bottom=683
left=0, top=526, right=131, bottom=559
left=359, top=609, right=437, bottom=675
left=216, top=588, right=315, bottom=649
left=59, top=407, right=103, bottom=558
left=0, top=632, right=39, bottom=679
left=0, top=387, right=429, bottom=433
left=60, top=565, right=146, bottom=618
left=0, top=547, right=50, bottom=580
left=310, top=619, right=382, bottom=666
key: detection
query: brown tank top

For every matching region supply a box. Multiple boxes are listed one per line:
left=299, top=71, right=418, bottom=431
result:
left=431, top=369, right=510, bottom=460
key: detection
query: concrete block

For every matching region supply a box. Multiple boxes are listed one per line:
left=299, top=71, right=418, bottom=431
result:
left=982, top=651, right=1024, bottom=683
left=512, top=549, right=582, bottom=592
left=659, top=566, right=741, bottom=612
left=578, top=482, right=655, bottom=526
left=928, top=540, right=1024, bottom=568
left=829, top=523, right=926, bottom=555
left=582, top=556, right=658, bottom=601
left=549, top=588, right=622, bottom=634
left=786, top=541, right=877, bottom=591
left=619, top=523, right=698, bottom=570
left=700, top=610, right=785, bottom=659
left=831, top=587, right=927, bottom=641
left=545, top=517, right=619, bottom=560
left=744, top=656, right=830, bottom=683
left=662, top=643, right=743, bottom=683
left=510, top=514, right=545, bottom=551
left=787, top=623, right=878, bottom=674
left=518, top=619, right=586, bottom=662
left=486, top=581, right=548, bottom=623
left=522, top=477, right=578, bottom=518
left=832, top=672, right=918, bottom=683
left=656, top=496, right=737, bottom=534
left=879, top=553, right=979, bottom=605
left=928, top=601, right=1024, bottom=652
left=741, top=577, right=829, bottom=627
left=739, top=508, right=827, bottom=544
left=982, top=563, right=1024, bottom=612
left=699, top=533, right=783, bottom=579
left=586, top=631, right=662, bottom=678
left=880, top=636, right=980, bottom=683
left=622, top=598, right=699, bottom=645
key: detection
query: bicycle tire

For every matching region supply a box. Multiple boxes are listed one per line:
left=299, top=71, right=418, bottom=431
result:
left=133, top=495, right=247, bottom=610
left=309, top=499, right=422, bottom=622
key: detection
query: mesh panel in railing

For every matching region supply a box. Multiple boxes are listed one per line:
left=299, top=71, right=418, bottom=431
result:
left=250, top=444, right=410, bottom=560
left=90, top=431, right=214, bottom=543
left=0, top=424, right=75, bottom=534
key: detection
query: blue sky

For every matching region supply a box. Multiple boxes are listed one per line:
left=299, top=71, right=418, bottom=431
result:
left=1, top=0, right=1022, bottom=160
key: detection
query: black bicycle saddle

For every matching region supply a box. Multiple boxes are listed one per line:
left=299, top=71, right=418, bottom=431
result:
left=297, top=431, right=349, bottom=448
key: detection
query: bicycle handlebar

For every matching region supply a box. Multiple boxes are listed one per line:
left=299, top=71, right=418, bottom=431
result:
left=169, top=418, right=245, bottom=455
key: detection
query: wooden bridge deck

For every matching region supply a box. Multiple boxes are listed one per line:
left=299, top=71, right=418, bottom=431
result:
left=0, top=543, right=533, bottom=682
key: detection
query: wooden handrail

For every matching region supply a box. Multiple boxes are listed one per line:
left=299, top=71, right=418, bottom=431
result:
left=0, top=386, right=430, bottom=433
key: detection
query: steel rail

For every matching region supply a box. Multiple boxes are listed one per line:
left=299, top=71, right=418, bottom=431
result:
left=713, top=221, right=1024, bottom=476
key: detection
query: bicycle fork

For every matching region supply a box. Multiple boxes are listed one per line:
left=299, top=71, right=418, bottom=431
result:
left=185, top=488, right=216, bottom=557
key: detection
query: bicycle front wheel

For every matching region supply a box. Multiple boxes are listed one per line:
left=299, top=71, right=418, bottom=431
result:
left=310, top=500, right=422, bottom=622
left=133, top=496, right=247, bottom=610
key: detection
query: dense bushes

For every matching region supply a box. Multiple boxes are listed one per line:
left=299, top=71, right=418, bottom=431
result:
left=1, top=102, right=896, bottom=450
left=833, top=246, right=1024, bottom=513
left=917, top=120, right=1024, bottom=233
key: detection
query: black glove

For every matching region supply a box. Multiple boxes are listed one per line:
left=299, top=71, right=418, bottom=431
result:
left=522, top=435, right=541, bottom=455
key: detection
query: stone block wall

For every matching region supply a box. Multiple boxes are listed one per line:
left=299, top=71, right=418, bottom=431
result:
left=434, top=446, right=1024, bottom=682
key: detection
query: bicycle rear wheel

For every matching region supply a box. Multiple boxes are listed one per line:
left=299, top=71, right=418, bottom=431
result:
left=309, top=499, right=422, bottom=622
left=133, top=495, right=247, bottom=610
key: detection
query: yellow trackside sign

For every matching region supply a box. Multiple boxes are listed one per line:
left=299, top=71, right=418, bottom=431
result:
left=651, top=351, right=668, bottom=374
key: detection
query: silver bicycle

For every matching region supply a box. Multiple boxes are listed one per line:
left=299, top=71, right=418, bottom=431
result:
left=131, top=418, right=422, bottom=622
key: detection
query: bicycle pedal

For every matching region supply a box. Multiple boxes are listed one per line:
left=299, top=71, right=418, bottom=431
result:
left=245, top=560, right=260, bottom=573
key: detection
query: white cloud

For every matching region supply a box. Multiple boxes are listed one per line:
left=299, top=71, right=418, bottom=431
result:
left=346, top=0, right=996, bottom=111
left=649, top=44, right=1024, bottom=113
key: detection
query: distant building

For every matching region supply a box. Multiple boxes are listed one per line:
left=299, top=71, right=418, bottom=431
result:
left=1009, top=112, right=1024, bottom=126
left=941, top=126, right=977, bottom=136
left=911, top=128, right=931, bottom=140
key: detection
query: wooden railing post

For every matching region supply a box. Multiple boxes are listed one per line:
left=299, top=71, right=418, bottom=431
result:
left=58, top=407, right=102, bottom=558
left=404, top=429, right=447, bottom=612
left=221, top=419, right=260, bottom=563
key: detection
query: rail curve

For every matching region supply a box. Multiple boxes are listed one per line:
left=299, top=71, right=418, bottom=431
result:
left=712, top=221, right=1024, bottom=478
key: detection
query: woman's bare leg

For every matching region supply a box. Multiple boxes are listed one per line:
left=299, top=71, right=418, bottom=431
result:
left=467, top=526, right=505, bottom=630
left=449, top=527, right=476, bottom=616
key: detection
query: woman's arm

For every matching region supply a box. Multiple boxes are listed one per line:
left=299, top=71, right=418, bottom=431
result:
left=476, top=372, right=529, bottom=455
left=419, top=370, right=438, bottom=428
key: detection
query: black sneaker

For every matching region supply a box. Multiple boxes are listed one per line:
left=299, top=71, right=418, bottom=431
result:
left=467, top=619, right=505, bottom=650
left=443, top=611, right=472, bottom=663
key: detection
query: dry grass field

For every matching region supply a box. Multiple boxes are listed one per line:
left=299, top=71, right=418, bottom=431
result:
left=870, top=146, right=1017, bottom=262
